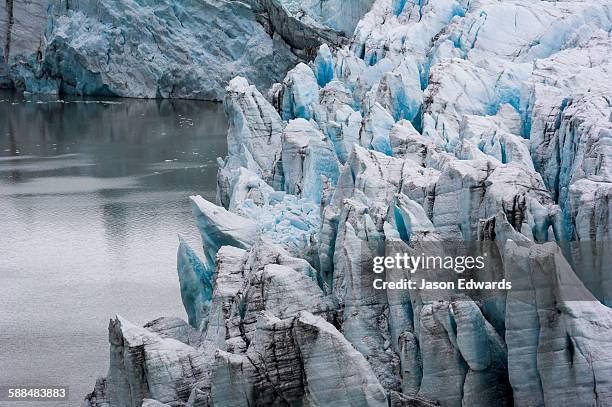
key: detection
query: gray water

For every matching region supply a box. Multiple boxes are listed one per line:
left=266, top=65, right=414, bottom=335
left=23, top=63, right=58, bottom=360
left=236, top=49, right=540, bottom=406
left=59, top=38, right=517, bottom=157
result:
left=0, top=91, right=227, bottom=406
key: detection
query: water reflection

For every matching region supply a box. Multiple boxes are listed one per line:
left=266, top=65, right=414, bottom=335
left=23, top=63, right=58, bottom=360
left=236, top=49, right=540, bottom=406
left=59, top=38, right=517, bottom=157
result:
left=0, top=90, right=227, bottom=406
left=1, top=91, right=227, bottom=186
left=101, top=200, right=129, bottom=255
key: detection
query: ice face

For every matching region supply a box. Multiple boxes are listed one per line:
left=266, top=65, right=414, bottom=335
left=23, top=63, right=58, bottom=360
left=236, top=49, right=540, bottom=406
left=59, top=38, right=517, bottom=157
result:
left=281, top=118, right=340, bottom=204
left=360, top=102, right=395, bottom=155
left=177, top=237, right=214, bottom=330
left=522, top=40, right=612, bottom=240
left=6, top=0, right=361, bottom=98
left=210, top=311, right=388, bottom=407
left=190, top=195, right=258, bottom=264
left=96, top=316, right=208, bottom=407
left=432, top=159, right=560, bottom=242
left=277, top=0, right=376, bottom=36
left=502, top=237, right=612, bottom=406
left=13, top=0, right=294, bottom=98
left=191, top=193, right=321, bottom=268
left=394, top=193, right=435, bottom=241
left=281, top=63, right=321, bottom=121
left=85, top=0, right=612, bottom=406
left=374, top=57, right=423, bottom=122
left=217, top=77, right=284, bottom=206
left=314, top=44, right=335, bottom=87
left=0, top=0, right=49, bottom=87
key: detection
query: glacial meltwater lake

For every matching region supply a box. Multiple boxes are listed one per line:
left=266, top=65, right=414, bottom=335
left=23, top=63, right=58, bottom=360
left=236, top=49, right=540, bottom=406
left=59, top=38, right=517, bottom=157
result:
left=0, top=91, right=227, bottom=406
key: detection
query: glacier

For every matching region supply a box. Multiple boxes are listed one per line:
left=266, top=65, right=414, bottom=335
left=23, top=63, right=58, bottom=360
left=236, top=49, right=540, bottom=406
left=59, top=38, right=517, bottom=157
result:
left=177, top=237, right=215, bottom=331
left=76, top=0, right=612, bottom=406
left=1, top=0, right=377, bottom=99
left=0, top=0, right=48, bottom=88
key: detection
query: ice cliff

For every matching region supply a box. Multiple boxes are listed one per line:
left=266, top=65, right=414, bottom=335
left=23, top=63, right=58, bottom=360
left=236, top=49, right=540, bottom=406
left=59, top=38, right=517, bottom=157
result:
left=1, top=0, right=375, bottom=99
left=85, top=0, right=612, bottom=406
left=0, top=0, right=47, bottom=87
